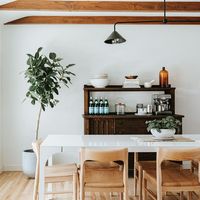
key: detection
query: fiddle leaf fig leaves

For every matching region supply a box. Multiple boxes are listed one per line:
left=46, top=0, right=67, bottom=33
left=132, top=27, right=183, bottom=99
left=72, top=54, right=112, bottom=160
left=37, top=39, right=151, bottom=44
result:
left=25, top=47, right=75, bottom=110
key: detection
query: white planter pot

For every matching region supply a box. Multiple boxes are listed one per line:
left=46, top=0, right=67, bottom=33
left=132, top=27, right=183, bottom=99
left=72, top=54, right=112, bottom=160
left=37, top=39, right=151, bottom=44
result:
left=151, top=128, right=176, bottom=138
left=22, top=149, right=36, bottom=178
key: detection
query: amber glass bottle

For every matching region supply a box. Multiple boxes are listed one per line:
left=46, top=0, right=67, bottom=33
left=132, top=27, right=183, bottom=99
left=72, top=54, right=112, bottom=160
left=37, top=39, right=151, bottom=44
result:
left=159, top=67, right=169, bottom=87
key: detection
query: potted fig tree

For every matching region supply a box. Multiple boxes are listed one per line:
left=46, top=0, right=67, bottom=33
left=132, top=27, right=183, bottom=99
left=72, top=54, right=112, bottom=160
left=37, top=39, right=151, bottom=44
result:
left=23, top=47, right=75, bottom=177
left=146, top=116, right=182, bottom=139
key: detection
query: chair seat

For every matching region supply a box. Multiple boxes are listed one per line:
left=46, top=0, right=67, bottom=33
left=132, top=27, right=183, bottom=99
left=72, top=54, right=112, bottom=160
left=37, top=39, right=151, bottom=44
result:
left=85, top=161, right=123, bottom=170
left=84, top=161, right=124, bottom=188
left=136, top=161, right=156, bottom=170
left=85, top=182, right=124, bottom=188
left=45, top=163, right=77, bottom=178
left=144, top=168, right=200, bottom=187
left=137, top=160, right=181, bottom=170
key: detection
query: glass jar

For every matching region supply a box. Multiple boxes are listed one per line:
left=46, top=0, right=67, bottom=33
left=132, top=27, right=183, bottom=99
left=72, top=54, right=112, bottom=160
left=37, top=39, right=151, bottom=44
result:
left=159, top=67, right=169, bottom=87
left=136, top=103, right=143, bottom=113
left=115, top=103, right=126, bottom=115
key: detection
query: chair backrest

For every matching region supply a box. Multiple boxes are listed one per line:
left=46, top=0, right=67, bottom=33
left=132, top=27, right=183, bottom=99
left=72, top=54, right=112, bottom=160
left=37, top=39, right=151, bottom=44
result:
left=156, top=147, right=200, bottom=200
left=157, top=147, right=200, bottom=165
left=80, top=148, right=128, bottom=188
left=81, top=148, right=128, bottom=163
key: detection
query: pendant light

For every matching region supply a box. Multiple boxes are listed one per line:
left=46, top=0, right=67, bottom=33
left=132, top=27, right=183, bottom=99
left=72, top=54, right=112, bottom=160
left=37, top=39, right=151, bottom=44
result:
left=104, top=0, right=199, bottom=44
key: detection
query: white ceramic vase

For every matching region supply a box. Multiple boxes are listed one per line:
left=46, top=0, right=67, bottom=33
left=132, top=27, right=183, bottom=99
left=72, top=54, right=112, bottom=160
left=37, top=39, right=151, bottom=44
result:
left=151, top=128, right=176, bottom=138
left=22, top=149, right=36, bottom=178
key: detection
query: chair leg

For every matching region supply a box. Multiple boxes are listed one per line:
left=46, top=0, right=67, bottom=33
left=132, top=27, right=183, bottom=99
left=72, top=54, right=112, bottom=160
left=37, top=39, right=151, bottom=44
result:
left=134, top=171, right=137, bottom=196
left=77, top=173, right=80, bottom=200
left=187, top=191, right=192, bottom=200
left=180, top=192, right=184, bottom=200
left=142, top=175, right=147, bottom=200
left=80, top=182, right=84, bottom=200
left=73, top=173, right=77, bottom=200
left=124, top=178, right=129, bottom=200
left=134, top=152, right=138, bottom=197
left=138, top=166, right=143, bottom=200
left=91, top=192, right=95, bottom=200
left=118, top=192, right=123, bottom=200
left=124, top=190, right=129, bottom=200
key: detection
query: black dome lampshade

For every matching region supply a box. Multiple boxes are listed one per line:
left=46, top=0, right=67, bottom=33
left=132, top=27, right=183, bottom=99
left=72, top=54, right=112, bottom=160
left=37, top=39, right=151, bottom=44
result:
left=104, top=30, right=126, bottom=44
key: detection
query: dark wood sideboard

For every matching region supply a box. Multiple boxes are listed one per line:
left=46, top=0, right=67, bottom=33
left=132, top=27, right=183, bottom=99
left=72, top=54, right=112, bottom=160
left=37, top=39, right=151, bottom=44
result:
left=83, top=85, right=184, bottom=176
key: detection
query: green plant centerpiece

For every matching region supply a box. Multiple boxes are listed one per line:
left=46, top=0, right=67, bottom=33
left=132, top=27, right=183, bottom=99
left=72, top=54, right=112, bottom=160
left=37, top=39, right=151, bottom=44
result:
left=146, top=116, right=182, bottom=138
left=25, top=47, right=75, bottom=140
left=22, top=47, right=75, bottom=177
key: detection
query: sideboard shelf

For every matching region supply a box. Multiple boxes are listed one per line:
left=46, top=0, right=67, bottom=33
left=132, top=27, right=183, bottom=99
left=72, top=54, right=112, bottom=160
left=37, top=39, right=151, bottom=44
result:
left=83, top=113, right=184, bottom=119
left=84, top=84, right=174, bottom=92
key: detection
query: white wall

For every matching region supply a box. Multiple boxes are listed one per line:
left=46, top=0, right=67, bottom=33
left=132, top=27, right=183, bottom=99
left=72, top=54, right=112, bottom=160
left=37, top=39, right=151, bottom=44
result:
left=1, top=24, right=200, bottom=170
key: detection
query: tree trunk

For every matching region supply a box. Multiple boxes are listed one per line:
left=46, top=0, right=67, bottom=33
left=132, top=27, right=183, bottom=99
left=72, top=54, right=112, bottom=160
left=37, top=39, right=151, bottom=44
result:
left=35, top=105, right=42, bottom=140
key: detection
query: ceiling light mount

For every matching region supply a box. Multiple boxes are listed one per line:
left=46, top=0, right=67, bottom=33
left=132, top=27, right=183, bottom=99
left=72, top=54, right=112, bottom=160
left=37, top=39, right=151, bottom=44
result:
left=104, top=0, right=199, bottom=44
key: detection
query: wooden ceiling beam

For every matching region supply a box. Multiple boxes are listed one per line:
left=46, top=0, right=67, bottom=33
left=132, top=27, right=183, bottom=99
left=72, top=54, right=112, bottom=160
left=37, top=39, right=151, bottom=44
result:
left=5, top=16, right=200, bottom=25
left=1, top=1, right=200, bottom=12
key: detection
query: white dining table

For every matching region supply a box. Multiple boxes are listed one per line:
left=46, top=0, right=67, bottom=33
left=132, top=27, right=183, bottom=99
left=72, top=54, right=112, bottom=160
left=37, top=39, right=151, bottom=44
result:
left=39, top=134, right=200, bottom=200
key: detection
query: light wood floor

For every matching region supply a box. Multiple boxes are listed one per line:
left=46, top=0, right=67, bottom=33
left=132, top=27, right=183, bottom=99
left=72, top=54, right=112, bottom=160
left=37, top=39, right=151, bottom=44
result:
left=0, top=172, right=196, bottom=200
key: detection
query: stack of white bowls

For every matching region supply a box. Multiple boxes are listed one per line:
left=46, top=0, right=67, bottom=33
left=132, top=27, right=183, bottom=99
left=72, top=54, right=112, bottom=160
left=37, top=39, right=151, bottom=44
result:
left=90, top=74, right=109, bottom=88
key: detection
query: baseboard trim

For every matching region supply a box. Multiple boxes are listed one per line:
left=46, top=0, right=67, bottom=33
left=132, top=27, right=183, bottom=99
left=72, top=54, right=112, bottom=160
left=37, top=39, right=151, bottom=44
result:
left=3, top=165, right=22, bottom=171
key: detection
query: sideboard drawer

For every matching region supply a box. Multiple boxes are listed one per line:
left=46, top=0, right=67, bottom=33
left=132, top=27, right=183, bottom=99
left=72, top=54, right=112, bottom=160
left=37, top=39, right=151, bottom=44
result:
left=115, top=119, right=148, bottom=134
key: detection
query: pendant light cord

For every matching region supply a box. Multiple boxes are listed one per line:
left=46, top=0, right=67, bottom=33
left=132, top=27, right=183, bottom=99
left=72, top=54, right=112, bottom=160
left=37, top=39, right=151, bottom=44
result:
left=163, top=0, right=168, bottom=24
left=113, top=0, right=168, bottom=31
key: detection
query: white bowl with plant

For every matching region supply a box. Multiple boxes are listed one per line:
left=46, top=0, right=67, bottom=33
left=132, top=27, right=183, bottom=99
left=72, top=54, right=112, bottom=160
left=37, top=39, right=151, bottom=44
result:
left=146, top=116, right=182, bottom=139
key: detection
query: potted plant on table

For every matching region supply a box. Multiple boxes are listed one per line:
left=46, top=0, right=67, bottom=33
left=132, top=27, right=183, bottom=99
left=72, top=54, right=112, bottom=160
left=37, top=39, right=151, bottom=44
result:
left=146, top=116, right=182, bottom=139
left=22, top=47, right=75, bottom=177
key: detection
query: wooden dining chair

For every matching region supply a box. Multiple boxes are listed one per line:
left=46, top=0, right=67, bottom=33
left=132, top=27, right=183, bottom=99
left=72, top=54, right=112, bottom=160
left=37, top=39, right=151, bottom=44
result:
left=134, top=152, right=181, bottom=200
left=80, top=148, right=129, bottom=200
left=142, top=147, right=200, bottom=200
left=32, top=139, right=79, bottom=200
left=191, top=160, right=199, bottom=172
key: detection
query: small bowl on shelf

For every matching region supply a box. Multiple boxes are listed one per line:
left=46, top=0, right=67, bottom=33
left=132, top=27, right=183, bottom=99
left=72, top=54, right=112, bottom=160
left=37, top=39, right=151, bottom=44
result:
left=90, top=78, right=109, bottom=88
left=125, top=75, right=138, bottom=79
left=93, top=74, right=108, bottom=79
left=144, top=80, right=155, bottom=88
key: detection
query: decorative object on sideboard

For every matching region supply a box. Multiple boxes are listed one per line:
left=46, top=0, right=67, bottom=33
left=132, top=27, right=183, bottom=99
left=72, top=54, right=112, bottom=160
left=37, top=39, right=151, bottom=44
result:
left=104, top=0, right=200, bottom=44
left=23, top=47, right=75, bottom=177
left=90, top=78, right=109, bottom=88
left=136, top=103, right=143, bottom=113
left=159, top=67, right=169, bottom=87
left=123, top=75, right=140, bottom=88
left=115, top=103, right=126, bottom=115
left=90, top=74, right=109, bottom=88
left=144, top=80, right=155, bottom=88
left=147, top=104, right=153, bottom=114
left=125, top=75, right=138, bottom=79
left=89, top=96, right=110, bottom=115
left=135, top=104, right=153, bottom=115
left=153, top=94, right=172, bottom=115
left=136, top=107, right=147, bottom=115
left=146, top=116, right=182, bottom=139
